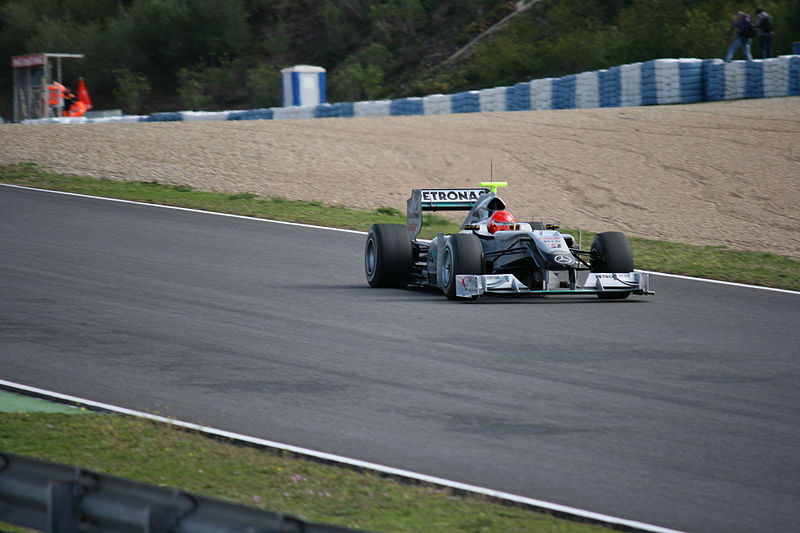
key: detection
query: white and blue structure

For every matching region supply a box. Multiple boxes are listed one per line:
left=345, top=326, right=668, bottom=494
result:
left=280, top=65, right=326, bottom=108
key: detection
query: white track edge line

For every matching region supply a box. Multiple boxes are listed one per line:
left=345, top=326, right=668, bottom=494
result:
left=0, top=183, right=364, bottom=234
left=3, top=183, right=796, bottom=295
left=0, top=379, right=685, bottom=533
left=637, top=269, right=799, bottom=294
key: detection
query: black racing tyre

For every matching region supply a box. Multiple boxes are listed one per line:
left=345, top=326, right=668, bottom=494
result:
left=590, top=231, right=634, bottom=300
left=441, top=233, right=484, bottom=301
left=365, top=224, right=413, bottom=288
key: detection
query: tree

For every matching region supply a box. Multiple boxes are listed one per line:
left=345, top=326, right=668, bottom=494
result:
left=113, top=67, right=150, bottom=114
left=369, top=0, right=426, bottom=43
left=246, top=62, right=281, bottom=108
left=330, top=43, right=394, bottom=101
left=105, top=0, right=250, bottom=80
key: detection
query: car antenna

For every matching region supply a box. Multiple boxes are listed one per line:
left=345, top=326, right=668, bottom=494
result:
left=481, top=160, right=508, bottom=193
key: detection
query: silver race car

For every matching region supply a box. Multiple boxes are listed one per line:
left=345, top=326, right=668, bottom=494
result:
left=365, top=182, right=653, bottom=300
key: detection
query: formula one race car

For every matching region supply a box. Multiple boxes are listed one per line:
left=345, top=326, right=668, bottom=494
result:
left=364, top=182, right=653, bottom=300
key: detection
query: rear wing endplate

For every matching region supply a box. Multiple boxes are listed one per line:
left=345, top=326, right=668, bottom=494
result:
left=406, top=188, right=489, bottom=240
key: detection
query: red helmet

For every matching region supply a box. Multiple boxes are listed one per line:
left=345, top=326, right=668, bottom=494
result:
left=488, top=210, right=516, bottom=234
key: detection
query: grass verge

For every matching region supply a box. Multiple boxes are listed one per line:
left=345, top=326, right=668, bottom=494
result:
left=1, top=162, right=796, bottom=291
left=0, top=411, right=614, bottom=533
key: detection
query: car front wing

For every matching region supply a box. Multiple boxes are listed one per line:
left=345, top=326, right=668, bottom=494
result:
left=455, top=272, right=654, bottom=298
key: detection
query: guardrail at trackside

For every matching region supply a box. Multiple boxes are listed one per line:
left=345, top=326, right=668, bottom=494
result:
left=0, top=452, right=363, bottom=533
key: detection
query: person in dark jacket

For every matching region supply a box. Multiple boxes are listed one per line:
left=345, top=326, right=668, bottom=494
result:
left=754, top=8, right=774, bottom=59
left=724, top=11, right=754, bottom=62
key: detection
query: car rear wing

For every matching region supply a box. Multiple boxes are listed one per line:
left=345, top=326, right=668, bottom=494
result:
left=406, top=187, right=490, bottom=240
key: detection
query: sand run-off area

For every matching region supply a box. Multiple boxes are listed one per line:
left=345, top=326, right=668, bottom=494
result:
left=2, top=96, right=798, bottom=258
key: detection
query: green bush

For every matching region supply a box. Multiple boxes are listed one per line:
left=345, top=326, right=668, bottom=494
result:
left=177, top=68, right=213, bottom=110
left=247, top=62, right=282, bottom=108
left=113, top=67, right=151, bottom=114
left=331, top=43, right=394, bottom=101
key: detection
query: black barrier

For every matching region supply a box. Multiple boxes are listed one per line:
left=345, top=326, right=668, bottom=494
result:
left=0, top=452, right=365, bottom=533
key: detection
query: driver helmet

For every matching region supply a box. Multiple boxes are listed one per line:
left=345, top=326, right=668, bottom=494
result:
left=488, top=210, right=516, bottom=234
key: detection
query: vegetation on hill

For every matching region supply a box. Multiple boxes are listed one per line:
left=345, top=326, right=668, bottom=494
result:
left=0, top=0, right=798, bottom=119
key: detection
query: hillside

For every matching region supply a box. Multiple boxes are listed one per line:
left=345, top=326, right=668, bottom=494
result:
left=1, top=0, right=799, bottom=120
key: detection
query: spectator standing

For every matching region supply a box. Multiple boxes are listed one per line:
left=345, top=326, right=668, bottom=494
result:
left=754, top=8, right=775, bottom=58
left=724, top=11, right=755, bottom=62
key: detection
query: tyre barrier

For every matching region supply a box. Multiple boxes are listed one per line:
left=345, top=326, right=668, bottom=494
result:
left=21, top=56, right=800, bottom=125
left=422, top=93, right=450, bottom=115
left=599, top=67, right=621, bottom=107
left=389, top=96, right=424, bottom=116
left=620, top=63, right=642, bottom=107
left=677, top=59, right=705, bottom=103
left=641, top=58, right=704, bottom=105
left=313, top=102, right=354, bottom=118
left=791, top=56, right=800, bottom=93
left=575, top=70, right=600, bottom=109
left=478, top=86, right=507, bottom=113
left=141, top=111, right=182, bottom=122
left=530, top=77, right=554, bottom=110
left=506, top=81, right=532, bottom=111
left=228, top=108, right=274, bottom=120
left=353, top=99, right=391, bottom=117
left=272, top=105, right=315, bottom=120
left=181, top=110, right=230, bottom=121
left=451, top=90, right=481, bottom=114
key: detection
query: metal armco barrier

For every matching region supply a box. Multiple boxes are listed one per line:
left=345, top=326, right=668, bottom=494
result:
left=0, top=452, right=364, bottom=533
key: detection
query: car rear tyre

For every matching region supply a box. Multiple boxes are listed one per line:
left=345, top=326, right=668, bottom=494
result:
left=365, top=224, right=413, bottom=288
left=441, top=233, right=484, bottom=301
left=591, top=231, right=634, bottom=299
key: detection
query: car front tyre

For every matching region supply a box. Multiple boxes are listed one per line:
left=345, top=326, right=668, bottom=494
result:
left=442, top=233, right=484, bottom=301
left=591, top=231, right=634, bottom=300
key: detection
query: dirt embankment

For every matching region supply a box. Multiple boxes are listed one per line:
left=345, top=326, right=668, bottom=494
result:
left=2, top=97, right=799, bottom=258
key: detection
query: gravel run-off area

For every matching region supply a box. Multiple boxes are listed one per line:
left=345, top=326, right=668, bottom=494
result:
left=2, top=96, right=798, bottom=258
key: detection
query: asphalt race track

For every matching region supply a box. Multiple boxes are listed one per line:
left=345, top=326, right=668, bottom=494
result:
left=2, top=185, right=799, bottom=533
